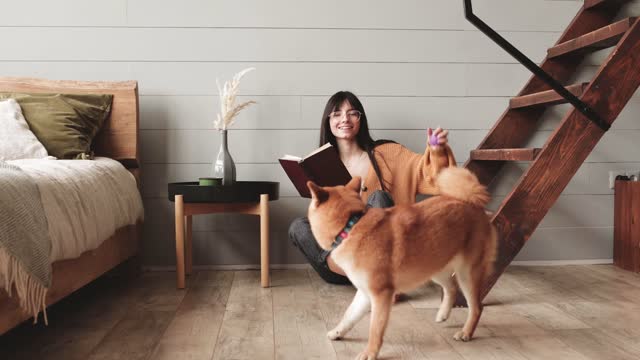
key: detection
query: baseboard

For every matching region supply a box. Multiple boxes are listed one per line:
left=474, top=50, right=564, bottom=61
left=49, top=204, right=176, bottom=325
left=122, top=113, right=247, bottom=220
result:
left=143, top=264, right=312, bottom=272
left=144, top=259, right=614, bottom=272
left=511, top=259, right=613, bottom=266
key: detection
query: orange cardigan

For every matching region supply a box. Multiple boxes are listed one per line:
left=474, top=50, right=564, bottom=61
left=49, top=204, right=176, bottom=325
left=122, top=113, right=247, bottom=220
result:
left=359, top=142, right=457, bottom=205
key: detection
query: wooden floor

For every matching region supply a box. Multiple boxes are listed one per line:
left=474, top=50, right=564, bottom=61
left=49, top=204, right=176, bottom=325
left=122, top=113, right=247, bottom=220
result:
left=1, top=265, right=640, bottom=360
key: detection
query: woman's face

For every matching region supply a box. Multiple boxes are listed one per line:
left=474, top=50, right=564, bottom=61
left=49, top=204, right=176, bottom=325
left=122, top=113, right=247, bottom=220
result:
left=329, top=101, right=362, bottom=141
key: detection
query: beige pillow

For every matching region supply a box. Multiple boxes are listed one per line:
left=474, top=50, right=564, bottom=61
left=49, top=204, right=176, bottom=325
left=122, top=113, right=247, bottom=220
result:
left=0, top=99, right=49, bottom=160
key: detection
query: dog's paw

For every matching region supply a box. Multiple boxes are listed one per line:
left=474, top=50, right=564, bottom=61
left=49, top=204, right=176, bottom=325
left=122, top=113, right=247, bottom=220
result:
left=453, top=330, right=472, bottom=342
left=435, top=313, right=448, bottom=323
left=327, top=328, right=343, bottom=341
left=355, top=350, right=377, bottom=360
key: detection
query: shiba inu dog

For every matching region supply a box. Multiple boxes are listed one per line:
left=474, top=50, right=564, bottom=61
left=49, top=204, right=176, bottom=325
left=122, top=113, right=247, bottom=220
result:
left=306, top=167, right=497, bottom=360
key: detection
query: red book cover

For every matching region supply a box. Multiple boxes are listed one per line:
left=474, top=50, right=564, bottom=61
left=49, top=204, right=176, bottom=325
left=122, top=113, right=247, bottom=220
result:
left=279, top=143, right=352, bottom=198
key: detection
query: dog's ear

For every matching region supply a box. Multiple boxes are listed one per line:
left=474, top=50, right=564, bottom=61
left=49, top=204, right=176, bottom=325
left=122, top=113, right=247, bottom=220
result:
left=307, top=181, right=329, bottom=205
left=346, top=176, right=361, bottom=193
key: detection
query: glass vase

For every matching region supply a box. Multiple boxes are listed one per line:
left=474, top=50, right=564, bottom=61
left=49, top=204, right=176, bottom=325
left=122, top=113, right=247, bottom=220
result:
left=210, top=129, right=236, bottom=186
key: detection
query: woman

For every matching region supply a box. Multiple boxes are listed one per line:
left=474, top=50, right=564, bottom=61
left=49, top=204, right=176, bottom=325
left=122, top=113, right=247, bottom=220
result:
left=289, top=91, right=457, bottom=285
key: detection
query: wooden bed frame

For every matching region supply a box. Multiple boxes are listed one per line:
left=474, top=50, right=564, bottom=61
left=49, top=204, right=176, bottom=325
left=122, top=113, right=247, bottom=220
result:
left=0, top=77, right=141, bottom=335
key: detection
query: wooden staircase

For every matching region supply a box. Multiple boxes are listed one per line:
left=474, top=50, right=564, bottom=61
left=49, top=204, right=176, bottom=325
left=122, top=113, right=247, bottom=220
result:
left=465, top=0, right=640, bottom=302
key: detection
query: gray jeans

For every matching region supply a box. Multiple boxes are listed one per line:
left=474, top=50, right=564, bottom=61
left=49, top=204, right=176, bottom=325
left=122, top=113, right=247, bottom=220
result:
left=288, top=190, right=394, bottom=285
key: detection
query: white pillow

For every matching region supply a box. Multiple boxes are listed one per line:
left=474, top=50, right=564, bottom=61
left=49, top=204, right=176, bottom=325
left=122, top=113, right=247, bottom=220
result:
left=0, top=99, right=49, bottom=160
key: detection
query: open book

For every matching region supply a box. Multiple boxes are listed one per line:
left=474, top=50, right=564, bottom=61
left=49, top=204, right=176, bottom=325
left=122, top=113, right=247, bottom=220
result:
left=279, top=143, right=352, bottom=198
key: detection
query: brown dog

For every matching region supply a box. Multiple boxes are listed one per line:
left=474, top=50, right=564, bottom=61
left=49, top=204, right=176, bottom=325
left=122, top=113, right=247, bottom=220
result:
left=306, top=167, right=497, bottom=360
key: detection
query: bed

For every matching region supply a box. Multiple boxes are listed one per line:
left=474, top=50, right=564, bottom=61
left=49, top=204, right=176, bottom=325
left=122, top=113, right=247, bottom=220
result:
left=0, top=77, right=143, bottom=335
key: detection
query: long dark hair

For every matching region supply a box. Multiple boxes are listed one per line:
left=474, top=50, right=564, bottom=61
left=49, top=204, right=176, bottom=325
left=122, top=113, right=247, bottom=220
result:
left=319, top=91, right=395, bottom=191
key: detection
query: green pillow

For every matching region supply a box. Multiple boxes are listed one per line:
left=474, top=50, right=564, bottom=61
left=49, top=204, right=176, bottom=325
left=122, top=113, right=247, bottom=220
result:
left=0, top=93, right=113, bottom=159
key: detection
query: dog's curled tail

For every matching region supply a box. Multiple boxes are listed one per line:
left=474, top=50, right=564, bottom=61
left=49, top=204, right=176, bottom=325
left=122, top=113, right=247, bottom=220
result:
left=436, top=167, right=490, bottom=208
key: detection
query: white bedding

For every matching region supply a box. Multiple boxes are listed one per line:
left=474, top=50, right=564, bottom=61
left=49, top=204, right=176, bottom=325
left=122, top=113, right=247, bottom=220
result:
left=7, top=157, right=144, bottom=262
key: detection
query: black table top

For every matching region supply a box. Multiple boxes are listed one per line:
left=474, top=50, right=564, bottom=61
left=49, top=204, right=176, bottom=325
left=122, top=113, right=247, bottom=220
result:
left=168, top=181, right=279, bottom=203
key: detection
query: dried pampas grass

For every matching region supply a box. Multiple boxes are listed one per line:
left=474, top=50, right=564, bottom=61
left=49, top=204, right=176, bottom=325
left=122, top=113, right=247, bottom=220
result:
left=214, top=67, right=257, bottom=130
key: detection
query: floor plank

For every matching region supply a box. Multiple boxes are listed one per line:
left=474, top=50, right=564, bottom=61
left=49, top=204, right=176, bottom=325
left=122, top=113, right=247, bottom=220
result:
left=272, top=270, right=337, bottom=360
left=419, top=308, right=528, bottom=360
left=500, top=302, right=590, bottom=331
left=150, top=271, right=234, bottom=360
left=0, top=275, right=139, bottom=360
left=2, top=265, right=640, bottom=360
left=553, top=299, right=640, bottom=330
left=500, top=335, right=590, bottom=360
left=87, top=310, right=175, bottom=360
left=585, top=265, right=640, bottom=288
left=384, top=302, right=464, bottom=360
left=307, top=269, right=377, bottom=360
left=88, top=271, right=185, bottom=360
left=554, top=329, right=640, bottom=360
left=211, top=271, right=275, bottom=360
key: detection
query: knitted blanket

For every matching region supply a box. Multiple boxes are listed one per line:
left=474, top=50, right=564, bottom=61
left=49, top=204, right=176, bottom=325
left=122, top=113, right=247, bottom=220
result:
left=0, top=160, right=51, bottom=322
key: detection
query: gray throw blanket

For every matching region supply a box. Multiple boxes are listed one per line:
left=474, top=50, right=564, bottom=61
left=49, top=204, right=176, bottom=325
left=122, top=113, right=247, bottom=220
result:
left=0, top=160, right=51, bottom=322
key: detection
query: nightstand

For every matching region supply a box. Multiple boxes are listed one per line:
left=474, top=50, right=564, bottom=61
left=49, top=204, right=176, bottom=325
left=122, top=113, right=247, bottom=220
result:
left=168, top=181, right=279, bottom=288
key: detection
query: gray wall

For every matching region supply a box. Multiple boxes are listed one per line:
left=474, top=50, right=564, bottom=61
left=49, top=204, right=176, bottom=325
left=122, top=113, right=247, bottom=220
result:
left=1, top=0, right=638, bottom=266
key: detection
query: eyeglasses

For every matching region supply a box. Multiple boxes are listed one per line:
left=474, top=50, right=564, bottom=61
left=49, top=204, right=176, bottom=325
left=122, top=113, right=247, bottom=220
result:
left=329, top=110, right=362, bottom=121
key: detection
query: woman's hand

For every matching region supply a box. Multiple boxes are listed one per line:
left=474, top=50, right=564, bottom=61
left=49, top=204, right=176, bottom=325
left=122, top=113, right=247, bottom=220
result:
left=428, top=127, right=449, bottom=149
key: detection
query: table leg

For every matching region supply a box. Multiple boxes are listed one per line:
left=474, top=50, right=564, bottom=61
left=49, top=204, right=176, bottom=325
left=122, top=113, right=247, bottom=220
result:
left=175, top=195, right=186, bottom=289
left=186, top=215, right=193, bottom=276
left=260, top=194, right=270, bottom=287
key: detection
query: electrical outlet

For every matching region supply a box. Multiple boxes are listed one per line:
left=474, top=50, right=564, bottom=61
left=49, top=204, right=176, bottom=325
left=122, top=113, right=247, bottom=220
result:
left=609, top=170, right=640, bottom=189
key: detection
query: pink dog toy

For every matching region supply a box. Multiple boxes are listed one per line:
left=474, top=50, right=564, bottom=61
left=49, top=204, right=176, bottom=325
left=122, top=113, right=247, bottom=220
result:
left=429, top=132, right=440, bottom=147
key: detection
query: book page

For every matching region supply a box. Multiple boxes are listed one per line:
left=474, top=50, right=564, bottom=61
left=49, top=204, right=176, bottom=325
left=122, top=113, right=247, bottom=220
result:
left=280, top=143, right=332, bottom=162
left=280, top=154, right=302, bottom=161
left=304, top=142, right=333, bottom=159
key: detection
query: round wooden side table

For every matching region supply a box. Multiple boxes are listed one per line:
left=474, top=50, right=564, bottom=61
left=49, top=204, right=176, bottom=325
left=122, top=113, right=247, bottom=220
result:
left=168, top=181, right=279, bottom=289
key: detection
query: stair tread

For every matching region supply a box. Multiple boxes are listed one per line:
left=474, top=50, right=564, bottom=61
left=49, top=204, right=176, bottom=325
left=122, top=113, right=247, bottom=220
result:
left=473, top=15, right=640, bottom=303
left=470, top=148, right=542, bottom=161
left=465, top=3, right=625, bottom=187
left=584, top=0, right=632, bottom=10
left=548, top=17, right=636, bottom=58
left=510, top=83, right=589, bottom=109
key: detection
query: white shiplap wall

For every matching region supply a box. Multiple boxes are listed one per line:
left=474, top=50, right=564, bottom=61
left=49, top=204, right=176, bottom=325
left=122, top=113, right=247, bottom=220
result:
left=1, top=0, right=639, bottom=266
